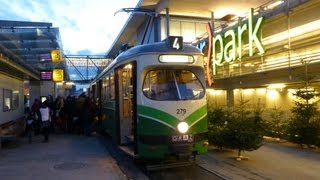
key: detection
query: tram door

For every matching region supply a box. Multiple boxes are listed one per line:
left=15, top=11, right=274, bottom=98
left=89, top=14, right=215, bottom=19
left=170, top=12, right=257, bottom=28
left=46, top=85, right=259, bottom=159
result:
left=117, top=63, right=135, bottom=146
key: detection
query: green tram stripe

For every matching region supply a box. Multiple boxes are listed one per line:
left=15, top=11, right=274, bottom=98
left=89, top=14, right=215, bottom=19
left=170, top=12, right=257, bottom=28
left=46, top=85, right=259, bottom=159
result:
left=138, top=105, right=177, bottom=127
left=138, top=114, right=176, bottom=130
left=188, top=113, right=207, bottom=128
left=137, top=105, right=207, bottom=129
left=185, top=105, right=207, bottom=127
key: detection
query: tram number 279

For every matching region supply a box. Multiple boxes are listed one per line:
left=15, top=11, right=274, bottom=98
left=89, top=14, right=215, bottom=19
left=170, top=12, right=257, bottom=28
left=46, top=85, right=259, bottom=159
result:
left=176, top=108, right=186, bottom=116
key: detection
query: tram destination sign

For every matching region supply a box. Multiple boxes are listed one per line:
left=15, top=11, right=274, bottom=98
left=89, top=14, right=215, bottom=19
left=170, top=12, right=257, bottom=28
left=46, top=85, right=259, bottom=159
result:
left=166, top=36, right=183, bottom=50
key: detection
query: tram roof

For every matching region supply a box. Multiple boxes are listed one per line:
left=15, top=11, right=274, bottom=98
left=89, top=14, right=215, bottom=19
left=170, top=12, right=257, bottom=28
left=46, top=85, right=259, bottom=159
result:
left=106, top=0, right=271, bottom=59
left=117, top=41, right=202, bottom=60
left=96, top=41, right=202, bottom=81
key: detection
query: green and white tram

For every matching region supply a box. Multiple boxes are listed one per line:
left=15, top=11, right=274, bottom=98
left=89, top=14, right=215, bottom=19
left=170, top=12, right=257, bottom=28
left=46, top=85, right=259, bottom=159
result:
left=91, top=36, right=208, bottom=162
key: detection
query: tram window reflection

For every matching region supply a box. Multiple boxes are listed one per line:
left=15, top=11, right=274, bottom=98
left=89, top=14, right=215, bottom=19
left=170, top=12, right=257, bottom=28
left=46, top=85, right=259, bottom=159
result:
left=143, top=69, right=204, bottom=101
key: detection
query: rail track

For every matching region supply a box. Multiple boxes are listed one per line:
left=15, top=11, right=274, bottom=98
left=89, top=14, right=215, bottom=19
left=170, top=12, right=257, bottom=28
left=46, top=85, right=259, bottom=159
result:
left=144, top=159, right=230, bottom=180
left=100, top=134, right=269, bottom=180
left=196, top=153, right=272, bottom=180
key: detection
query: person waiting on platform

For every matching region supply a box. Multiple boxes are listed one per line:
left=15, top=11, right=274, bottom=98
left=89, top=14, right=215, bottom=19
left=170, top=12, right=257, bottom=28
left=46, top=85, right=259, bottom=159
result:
left=25, top=110, right=35, bottom=143
left=31, top=98, right=41, bottom=135
left=39, top=100, right=51, bottom=143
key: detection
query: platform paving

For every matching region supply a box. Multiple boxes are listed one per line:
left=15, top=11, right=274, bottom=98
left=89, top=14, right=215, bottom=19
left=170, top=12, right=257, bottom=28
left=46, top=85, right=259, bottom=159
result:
left=197, top=141, right=320, bottom=180
left=2, top=133, right=320, bottom=180
left=0, top=133, right=127, bottom=180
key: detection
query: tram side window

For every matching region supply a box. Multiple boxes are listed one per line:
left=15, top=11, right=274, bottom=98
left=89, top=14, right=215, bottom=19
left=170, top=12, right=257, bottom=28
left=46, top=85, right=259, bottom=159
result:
left=110, top=73, right=115, bottom=100
left=102, top=77, right=108, bottom=101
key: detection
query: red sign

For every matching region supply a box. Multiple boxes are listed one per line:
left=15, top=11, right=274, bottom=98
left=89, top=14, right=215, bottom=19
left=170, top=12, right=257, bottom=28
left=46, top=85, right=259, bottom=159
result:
left=206, top=23, right=213, bottom=86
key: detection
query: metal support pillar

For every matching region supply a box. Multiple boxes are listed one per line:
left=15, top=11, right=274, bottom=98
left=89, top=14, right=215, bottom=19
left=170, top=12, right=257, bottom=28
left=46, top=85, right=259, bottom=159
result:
left=166, top=8, right=170, bottom=37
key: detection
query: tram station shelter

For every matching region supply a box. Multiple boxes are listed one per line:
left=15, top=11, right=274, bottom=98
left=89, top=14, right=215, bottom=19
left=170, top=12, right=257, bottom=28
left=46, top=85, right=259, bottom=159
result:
left=0, top=20, right=108, bottom=136
left=0, top=21, right=67, bottom=108
left=0, top=21, right=108, bottom=106
left=107, top=0, right=319, bottom=115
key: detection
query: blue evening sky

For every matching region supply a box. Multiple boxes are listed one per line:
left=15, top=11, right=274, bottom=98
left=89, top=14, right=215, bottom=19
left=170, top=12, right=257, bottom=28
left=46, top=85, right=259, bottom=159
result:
left=0, top=0, right=139, bottom=55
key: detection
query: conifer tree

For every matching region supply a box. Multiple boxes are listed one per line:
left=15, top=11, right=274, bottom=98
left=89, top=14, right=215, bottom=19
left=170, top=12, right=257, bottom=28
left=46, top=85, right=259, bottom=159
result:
left=207, top=92, right=265, bottom=159
left=225, top=95, right=265, bottom=159
left=207, top=104, right=230, bottom=150
left=287, top=72, right=320, bottom=147
left=266, top=106, right=286, bottom=138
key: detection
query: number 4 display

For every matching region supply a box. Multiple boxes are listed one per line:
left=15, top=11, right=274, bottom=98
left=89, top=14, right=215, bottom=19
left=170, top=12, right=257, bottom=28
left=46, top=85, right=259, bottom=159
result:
left=166, top=36, right=183, bottom=50
left=173, top=38, right=180, bottom=50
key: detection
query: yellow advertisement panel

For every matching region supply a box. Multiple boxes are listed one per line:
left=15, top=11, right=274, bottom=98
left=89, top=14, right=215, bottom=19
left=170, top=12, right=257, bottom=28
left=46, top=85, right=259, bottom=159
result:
left=52, top=69, right=64, bottom=82
left=51, top=49, right=62, bottom=62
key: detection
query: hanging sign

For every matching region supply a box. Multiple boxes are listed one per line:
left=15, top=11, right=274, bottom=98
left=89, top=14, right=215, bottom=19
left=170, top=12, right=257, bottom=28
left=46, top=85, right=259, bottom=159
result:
left=40, top=71, right=52, bottom=80
left=52, top=69, right=64, bottom=82
left=51, top=49, right=62, bottom=62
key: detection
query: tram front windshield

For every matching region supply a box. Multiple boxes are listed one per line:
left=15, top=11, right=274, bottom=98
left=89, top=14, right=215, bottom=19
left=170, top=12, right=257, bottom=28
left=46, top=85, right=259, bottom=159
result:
left=143, top=69, right=205, bottom=101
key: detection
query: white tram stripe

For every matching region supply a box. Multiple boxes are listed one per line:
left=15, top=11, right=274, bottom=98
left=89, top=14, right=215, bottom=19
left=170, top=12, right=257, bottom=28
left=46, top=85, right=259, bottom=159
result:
left=138, top=114, right=176, bottom=130
left=189, top=113, right=207, bottom=128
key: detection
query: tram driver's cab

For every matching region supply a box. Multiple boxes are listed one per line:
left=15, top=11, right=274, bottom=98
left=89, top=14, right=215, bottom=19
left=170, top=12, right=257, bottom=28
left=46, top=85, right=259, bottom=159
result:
left=143, top=69, right=204, bottom=101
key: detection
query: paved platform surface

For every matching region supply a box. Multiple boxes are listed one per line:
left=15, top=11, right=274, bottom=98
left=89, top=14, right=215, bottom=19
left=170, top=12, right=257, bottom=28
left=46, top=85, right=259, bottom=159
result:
left=198, top=142, right=320, bottom=180
left=0, top=134, right=127, bottom=180
left=2, top=133, right=320, bottom=180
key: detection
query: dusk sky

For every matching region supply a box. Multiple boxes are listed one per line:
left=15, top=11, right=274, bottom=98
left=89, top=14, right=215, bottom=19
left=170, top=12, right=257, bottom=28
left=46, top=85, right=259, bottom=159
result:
left=0, top=0, right=140, bottom=55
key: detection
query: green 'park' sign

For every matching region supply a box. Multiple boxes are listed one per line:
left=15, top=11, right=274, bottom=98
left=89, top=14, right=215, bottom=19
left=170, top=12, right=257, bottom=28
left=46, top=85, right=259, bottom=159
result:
left=211, top=8, right=265, bottom=74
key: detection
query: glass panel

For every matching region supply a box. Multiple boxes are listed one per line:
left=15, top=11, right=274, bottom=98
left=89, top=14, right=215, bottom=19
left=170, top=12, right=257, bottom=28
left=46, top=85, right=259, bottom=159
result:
left=12, top=90, right=19, bottom=110
left=110, top=73, right=115, bottom=100
left=181, top=21, right=196, bottom=42
left=143, top=69, right=205, bottom=101
left=170, top=21, right=181, bottom=36
left=3, top=89, right=12, bottom=111
left=122, top=70, right=128, bottom=97
left=102, top=76, right=108, bottom=101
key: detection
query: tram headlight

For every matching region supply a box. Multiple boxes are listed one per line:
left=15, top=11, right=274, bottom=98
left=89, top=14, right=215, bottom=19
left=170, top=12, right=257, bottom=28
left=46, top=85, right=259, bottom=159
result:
left=177, top=122, right=189, bottom=133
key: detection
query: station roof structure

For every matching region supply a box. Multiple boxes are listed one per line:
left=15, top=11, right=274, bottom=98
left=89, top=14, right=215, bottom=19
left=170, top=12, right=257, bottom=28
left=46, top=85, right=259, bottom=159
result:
left=64, top=55, right=110, bottom=83
left=106, top=0, right=271, bottom=58
left=0, top=20, right=65, bottom=80
left=0, top=20, right=109, bottom=83
left=0, top=0, right=280, bottom=83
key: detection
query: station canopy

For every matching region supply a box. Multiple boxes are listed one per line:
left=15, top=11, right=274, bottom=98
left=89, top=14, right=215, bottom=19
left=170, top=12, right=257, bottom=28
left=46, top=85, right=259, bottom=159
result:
left=107, top=0, right=271, bottom=58
left=0, top=20, right=65, bottom=80
left=0, top=20, right=108, bottom=83
left=1, top=1, right=273, bottom=82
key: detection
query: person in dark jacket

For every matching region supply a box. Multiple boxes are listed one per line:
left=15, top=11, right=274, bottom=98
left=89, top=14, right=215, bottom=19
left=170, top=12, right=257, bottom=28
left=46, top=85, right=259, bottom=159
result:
left=25, top=110, right=35, bottom=143
left=76, top=93, right=87, bottom=134
left=65, top=95, right=75, bottom=133
left=31, top=98, right=41, bottom=135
